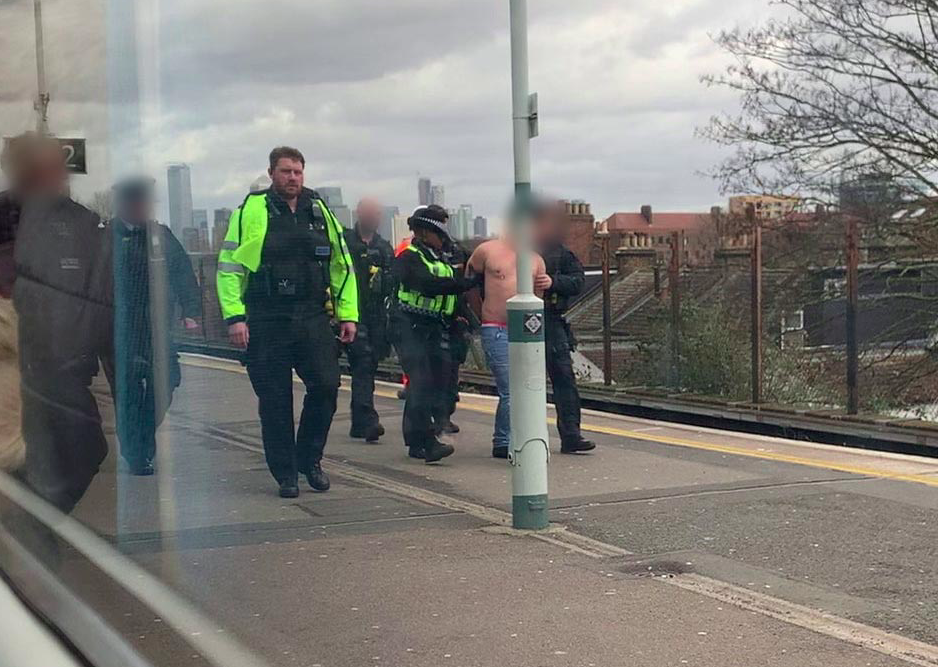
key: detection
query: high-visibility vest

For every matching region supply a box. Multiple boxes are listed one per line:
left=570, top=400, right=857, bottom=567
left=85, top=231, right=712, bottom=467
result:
left=215, top=190, right=359, bottom=323
left=397, top=245, right=456, bottom=318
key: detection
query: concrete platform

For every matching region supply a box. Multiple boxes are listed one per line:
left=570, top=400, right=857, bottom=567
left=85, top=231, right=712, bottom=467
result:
left=55, top=354, right=938, bottom=666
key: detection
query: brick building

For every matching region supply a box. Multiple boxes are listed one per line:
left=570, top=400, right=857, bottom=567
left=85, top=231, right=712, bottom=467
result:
left=600, top=206, right=722, bottom=268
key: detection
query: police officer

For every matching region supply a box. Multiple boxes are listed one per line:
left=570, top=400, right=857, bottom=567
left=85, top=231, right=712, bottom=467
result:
left=110, top=177, right=201, bottom=475
left=344, top=198, right=393, bottom=442
left=391, top=206, right=473, bottom=463
left=217, top=146, right=358, bottom=498
left=440, top=236, right=473, bottom=434
left=535, top=199, right=596, bottom=454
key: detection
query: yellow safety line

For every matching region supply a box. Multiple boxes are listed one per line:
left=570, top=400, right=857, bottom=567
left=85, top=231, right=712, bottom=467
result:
left=181, top=355, right=938, bottom=489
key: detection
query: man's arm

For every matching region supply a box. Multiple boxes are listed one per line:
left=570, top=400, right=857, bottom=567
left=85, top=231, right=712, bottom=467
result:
left=164, top=228, right=202, bottom=321
left=216, top=207, right=249, bottom=347
left=465, top=244, right=488, bottom=320
left=548, top=248, right=585, bottom=297
left=533, top=253, right=550, bottom=296
left=394, top=250, right=470, bottom=296
left=217, top=207, right=247, bottom=324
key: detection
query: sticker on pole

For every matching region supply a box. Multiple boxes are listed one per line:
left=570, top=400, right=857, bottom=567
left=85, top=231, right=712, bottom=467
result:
left=509, top=309, right=545, bottom=342
left=524, top=312, right=543, bottom=335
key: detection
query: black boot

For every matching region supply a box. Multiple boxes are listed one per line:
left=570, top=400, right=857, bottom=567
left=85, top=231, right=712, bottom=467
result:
left=305, top=463, right=331, bottom=492
left=279, top=476, right=299, bottom=498
left=492, top=445, right=509, bottom=459
left=561, top=438, right=597, bottom=454
left=424, top=440, right=455, bottom=464
left=407, top=445, right=425, bottom=460
left=365, top=423, right=384, bottom=443
left=442, top=420, right=460, bottom=434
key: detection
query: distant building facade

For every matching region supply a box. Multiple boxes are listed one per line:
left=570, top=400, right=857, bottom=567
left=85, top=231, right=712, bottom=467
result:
left=193, top=208, right=208, bottom=230
left=600, top=205, right=720, bottom=268
left=430, top=185, right=445, bottom=207
left=380, top=206, right=398, bottom=241
left=729, top=195, right=800, bottom=220
left=418, top=177, right=432, bottom=206
left=316, top=186, right=351, bottom=227
left=212, top=208, right=232, bottom=252
left=473, top=215, right=488, bottom=238
left=181, top=227, right=201, bottom=253
left=167, top=163, right=193, bottom=237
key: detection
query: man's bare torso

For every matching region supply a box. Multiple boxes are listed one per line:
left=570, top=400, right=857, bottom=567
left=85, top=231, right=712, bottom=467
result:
left=468, top=239, right=545, bottom=324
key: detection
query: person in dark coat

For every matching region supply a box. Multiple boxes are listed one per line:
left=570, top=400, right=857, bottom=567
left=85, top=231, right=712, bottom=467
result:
left=534, top=199, right=596, bottom=454
left=110, top=177, right=200, bottom=475
left=11, top=135, right=115, bottom=512
left=343, top=198, right=394, bottom=442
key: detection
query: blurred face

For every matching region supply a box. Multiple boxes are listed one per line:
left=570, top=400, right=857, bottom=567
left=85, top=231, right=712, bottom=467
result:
left=269, top=157, right=304, bottom=199
left=119, top=197, right=153, bottom=226
left=417, top=226, right=445, bottom=250
left=356, top=198, right=382, bottom=234
left=534, top=203, right=565, bottom=247
left=14, top=142, right=69, bottom=197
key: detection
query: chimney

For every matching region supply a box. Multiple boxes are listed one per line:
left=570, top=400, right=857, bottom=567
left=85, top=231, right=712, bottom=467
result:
left=815, top=203, right=826, bottom=216
left=615, top=234, right=657, bottom=274
left=640, top=205, right=652, bottom=223
left=710, top=205, right=722, bottom=220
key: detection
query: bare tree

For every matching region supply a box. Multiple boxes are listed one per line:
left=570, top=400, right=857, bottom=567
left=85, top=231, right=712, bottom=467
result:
left=700, top=0, right=938, bottom=204
left=697, top=2, right=938, bottom=414
left=85, top=189, right=113, bottom=222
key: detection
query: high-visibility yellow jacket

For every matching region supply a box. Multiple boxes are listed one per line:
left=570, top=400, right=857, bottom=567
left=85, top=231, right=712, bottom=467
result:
left=216, top=190, right=359, bottom=323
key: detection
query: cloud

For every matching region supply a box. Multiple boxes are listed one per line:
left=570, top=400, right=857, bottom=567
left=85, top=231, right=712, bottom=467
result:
left=1, top=0, right=763, bottom=222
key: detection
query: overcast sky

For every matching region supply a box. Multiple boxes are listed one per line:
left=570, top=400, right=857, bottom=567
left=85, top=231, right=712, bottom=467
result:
left=0, top=0, right=767, bottom=221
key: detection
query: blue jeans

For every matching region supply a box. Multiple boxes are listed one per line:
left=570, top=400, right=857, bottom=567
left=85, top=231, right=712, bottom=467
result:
left=481, top=325, right=510, bottom=449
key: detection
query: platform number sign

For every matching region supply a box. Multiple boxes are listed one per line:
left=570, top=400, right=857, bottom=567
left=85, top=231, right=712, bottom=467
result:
left=58, top=138, right=87, bottom=174
left=2, top=137, right=86, bottom=175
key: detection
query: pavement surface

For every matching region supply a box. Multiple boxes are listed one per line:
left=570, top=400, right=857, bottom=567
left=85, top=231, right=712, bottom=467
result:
left=49, top=354, right=938, bottom=667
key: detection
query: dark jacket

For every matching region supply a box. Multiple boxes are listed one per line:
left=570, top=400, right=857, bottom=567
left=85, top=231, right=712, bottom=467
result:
left=542, top=243, right=585, bottom=318
left=14, top=196, right=113, bottom=369
left=0, top=191, right=20, bottom=298
left=112, top=220, right=200, bottom=359
left=391, top=239, right=473, bottom=324
left=343, top=225, right=393, bottom=326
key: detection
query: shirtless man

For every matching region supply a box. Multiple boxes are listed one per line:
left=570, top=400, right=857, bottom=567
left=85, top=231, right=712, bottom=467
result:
left=467, top=235, right=549, bottom=458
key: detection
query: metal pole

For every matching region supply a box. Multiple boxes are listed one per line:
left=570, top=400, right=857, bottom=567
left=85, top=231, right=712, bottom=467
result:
left=750, top=210, right=763, bottom=404
left=845, top=215, right=859, bottom=414
left=33, top=0, right=50, bottom=134
left=600, top=232, right=612, bottom=386
left=507, top=0, right=549, bottom=530
left=669, top=232, right=681, bottom=387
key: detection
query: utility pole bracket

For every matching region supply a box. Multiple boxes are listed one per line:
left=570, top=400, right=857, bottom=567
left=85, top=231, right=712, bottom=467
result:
left=528, top=92, right=539, bottom=138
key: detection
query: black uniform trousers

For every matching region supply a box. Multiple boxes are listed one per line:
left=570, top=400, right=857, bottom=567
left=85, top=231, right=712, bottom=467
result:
left=246, top=310, right=339, bottom=483
left=545, top=316, right=583, bottom=445
left=394, top=314, right=451, bottom=449
left=445, top=329, right=469, bottom=417
left=346, top=318, right=386, bottom=432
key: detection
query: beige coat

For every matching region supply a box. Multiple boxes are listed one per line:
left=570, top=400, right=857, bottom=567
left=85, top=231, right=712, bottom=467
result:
left=0, top=297, right=24, bottom=472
